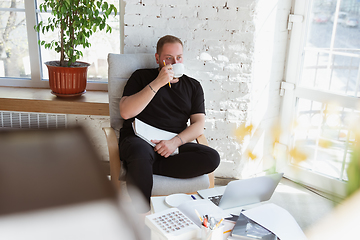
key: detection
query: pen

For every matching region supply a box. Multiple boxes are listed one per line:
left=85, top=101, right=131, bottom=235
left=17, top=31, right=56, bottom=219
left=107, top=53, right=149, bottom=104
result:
left=214, top=218, right=224, bottom=229
left=163, top=60, right=171, bottom=88
left=209, top=216, right=216, bottom=229
left=195, top=209, right=203, bottom=223
left=203, top=216, right=208, bottom=228
left=191, top=195, right=196, bottom=200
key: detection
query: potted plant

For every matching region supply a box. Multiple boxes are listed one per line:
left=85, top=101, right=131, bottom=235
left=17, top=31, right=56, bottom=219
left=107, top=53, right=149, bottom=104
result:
left=34, top=0, right=117, bottom=97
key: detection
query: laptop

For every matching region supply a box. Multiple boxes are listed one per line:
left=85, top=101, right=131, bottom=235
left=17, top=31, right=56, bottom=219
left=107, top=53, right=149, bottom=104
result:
left=197, top=173, right=283, bottom=209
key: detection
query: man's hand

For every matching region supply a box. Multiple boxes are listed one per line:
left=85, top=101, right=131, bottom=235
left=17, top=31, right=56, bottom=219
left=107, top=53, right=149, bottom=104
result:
left=151, top=138, right=179, bottom=158
left=155, top=64, right=174, bottom=87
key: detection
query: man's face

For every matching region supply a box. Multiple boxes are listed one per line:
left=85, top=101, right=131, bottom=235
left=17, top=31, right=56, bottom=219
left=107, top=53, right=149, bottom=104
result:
left=155, top=42, right=183, bottom=68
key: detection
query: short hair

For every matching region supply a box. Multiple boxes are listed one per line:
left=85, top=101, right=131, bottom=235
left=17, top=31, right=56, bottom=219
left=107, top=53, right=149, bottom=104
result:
left=156, top=35, right=183, bottom=55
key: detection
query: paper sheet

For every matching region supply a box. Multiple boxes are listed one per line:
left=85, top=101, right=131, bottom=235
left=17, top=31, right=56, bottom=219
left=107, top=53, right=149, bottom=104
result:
left=132, top=118, right=179, bottom=155
left=242, top=203, right=307, bottom=240
left=177, top=199, right=231, bottom=227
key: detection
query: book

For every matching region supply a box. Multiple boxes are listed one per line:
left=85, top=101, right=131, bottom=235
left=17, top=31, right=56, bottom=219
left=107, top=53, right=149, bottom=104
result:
left=132, top=118, right=179, bottom=155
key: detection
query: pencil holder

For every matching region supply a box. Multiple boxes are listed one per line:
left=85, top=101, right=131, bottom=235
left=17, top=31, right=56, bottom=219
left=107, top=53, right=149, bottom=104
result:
left=201, top=225, right=224, bottom=240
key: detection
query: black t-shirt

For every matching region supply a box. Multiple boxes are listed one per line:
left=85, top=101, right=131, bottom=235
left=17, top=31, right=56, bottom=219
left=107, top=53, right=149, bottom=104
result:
left=120, top=68, right=205, bottom=141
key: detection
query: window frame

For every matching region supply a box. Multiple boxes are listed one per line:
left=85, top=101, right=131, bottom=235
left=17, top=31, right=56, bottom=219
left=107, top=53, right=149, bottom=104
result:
left=279, top=0, right=360, bottom=198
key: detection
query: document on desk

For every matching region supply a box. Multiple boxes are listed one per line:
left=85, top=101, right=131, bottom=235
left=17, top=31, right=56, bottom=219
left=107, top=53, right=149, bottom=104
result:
left=132, top=118, right=179, bottom=155
left=242, top=203, right=307, bottom=240
left=177, top=199, right=231, bottom=227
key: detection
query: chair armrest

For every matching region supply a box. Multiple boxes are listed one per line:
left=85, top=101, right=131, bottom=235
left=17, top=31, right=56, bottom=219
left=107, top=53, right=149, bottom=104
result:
left=102, top=127, right=121, bottom=191
left=196, top=134, right=209, bottom=146
left=196, top=134, right=214, bottom=188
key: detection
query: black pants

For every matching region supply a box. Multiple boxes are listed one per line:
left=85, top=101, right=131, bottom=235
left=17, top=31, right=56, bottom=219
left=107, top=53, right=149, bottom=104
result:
left=119, top=135, right=220, bottom=212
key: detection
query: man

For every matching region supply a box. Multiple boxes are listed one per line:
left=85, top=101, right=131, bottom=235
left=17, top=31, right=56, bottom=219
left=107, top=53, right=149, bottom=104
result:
left=119, top=35, right=220, bottom=213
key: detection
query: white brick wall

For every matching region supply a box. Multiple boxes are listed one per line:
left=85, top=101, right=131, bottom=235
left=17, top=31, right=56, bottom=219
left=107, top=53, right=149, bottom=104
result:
left=122, top=0, right=291, bottom=178
left=67, top=115, right=110, bottom=162
left=242, top=0, right=292, bottom=178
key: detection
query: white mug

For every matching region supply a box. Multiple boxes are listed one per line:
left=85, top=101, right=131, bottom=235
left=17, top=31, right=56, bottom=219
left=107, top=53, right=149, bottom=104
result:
left=172, top=63, right=184, bottom=78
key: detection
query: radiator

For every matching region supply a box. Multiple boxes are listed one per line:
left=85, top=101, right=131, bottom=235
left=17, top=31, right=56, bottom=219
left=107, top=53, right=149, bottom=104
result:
left=0, top=111, right=67, bottom=129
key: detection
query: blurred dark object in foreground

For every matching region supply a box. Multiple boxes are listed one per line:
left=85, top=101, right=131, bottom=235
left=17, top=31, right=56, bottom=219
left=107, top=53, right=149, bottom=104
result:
left=0, top=126, right=114, bottom=215
left=0, top=126, right=145, bottom=240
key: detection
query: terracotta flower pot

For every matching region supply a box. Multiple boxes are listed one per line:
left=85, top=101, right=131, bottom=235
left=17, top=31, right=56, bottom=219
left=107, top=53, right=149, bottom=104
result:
left=45, top=61, right=90, bottom=97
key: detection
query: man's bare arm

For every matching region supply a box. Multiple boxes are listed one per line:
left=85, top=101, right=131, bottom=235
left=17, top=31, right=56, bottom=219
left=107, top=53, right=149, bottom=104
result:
left=176, top=113, right=205, bottom=143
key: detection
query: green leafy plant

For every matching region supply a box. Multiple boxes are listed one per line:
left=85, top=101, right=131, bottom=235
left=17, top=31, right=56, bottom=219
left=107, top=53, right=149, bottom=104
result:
left=34, top=0, right=117, bottom=67
left=346, top=133, right=360, bottom=198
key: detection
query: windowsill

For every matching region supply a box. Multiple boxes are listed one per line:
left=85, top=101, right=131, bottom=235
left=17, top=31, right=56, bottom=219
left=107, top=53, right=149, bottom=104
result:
left=0, top=87, right=109, bottom=116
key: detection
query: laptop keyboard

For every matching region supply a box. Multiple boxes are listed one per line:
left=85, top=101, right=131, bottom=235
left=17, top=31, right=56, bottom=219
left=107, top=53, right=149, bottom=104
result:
left=208, top=195, right=223, bottom=206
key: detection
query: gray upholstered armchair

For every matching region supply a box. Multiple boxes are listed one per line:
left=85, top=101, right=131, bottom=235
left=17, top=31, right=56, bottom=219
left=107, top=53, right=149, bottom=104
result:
left=102, top=53, right=214, bottom=196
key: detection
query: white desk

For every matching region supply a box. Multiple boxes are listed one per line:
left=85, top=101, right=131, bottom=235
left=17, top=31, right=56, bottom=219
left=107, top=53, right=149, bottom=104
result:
left=149, top=178, right=335, bottom=240
left=150, top=194, right=261, bottom=215
left=150, top=194, right=266, bottom=240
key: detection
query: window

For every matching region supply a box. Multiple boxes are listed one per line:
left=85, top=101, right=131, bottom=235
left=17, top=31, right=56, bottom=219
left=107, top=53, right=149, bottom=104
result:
left=0, top=0, right=120, bottom=90
left=0, top=1, right=29, bottom=79
left=280, top=0, right=360, bottom=197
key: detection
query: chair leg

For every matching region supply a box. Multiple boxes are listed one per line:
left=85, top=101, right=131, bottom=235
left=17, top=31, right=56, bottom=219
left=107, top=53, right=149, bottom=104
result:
left=111, top=173, right=122, bottom=192
left=208, top=172, right=215, bottom=188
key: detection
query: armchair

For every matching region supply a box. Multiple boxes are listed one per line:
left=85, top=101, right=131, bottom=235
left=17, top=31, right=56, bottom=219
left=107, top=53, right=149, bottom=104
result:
left=103, top=53, right=214, bottom=196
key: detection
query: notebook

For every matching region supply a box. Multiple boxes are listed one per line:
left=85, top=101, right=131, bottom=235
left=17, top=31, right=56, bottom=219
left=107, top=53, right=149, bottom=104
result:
left=197, top=173, right=283, bottom=209
left=132, top=118, right=179, bottom=155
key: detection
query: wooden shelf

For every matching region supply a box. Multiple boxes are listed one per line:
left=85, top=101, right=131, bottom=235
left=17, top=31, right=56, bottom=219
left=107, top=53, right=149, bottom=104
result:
left=0, top=87, right=109, bottom=116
